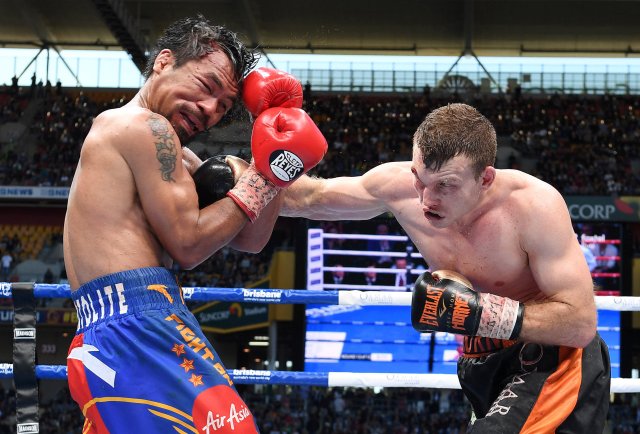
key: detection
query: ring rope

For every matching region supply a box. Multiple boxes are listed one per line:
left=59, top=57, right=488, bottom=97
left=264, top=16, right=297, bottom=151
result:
left=322, top=249, right=420, bottom=258
left=1, top=364, right=638, bottom=392
left=322, top=233, right=410, bottom=242
left=323, top=266, right=422, bottom=274
left=5, top=283, right=639, bottom=311
left=3, top=283, right=638, bottom=391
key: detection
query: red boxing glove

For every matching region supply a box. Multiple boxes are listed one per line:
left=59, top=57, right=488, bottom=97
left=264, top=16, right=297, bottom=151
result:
left=227, top=107, right=327, bottom=221
left=242, top=67, right=303, bottom=117
left=251, top=107, right=327, bottom=188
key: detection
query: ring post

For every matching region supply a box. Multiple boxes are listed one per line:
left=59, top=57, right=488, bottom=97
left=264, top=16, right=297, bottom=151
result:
left=307, top=228, right=324, bottom=290
left=12, top=282, right=39, bottom=433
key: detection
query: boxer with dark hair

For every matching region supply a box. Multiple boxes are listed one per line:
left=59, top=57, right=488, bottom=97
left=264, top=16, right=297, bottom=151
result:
left=64, top=14, right=326, bottom=433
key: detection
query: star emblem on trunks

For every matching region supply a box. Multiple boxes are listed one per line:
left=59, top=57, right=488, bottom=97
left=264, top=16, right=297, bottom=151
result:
left=172, top=343, right=186, bottom=357
left=189, top=374, right=204, bottom=387
left=180, top=358, right=195, bottom=373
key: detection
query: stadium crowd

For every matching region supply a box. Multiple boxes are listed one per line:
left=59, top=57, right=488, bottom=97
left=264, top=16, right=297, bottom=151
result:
left=0, top=384, right=638, bottom=433
left=305, top=92, right=640, bottom=195
left=1, top=82, right=640, bottom=432
left=1, top=84, right=640, bottom=195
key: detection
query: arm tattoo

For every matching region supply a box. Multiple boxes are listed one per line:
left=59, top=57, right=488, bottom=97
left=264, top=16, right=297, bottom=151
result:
left=147, top=114, right=178, bottom=182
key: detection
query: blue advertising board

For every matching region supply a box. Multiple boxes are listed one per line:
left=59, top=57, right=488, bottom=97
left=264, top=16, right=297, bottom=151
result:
left=305, top=304, right=620, bottom=377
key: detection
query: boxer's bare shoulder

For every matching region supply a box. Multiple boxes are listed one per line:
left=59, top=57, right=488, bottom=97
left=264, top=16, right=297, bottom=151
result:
left=361, top=160, right=415, bottom=200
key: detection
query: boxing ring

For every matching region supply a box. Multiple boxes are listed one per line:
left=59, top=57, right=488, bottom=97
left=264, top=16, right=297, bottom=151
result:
left=2, top=228, right=640, bottom=431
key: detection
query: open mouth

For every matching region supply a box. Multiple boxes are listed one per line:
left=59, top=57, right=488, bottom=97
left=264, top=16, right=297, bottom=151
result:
left=424, top=210, right=443, bottom=221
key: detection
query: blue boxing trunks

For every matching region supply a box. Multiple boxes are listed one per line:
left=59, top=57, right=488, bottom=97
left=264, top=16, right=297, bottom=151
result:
left=66, top=267, right=258, bottom=433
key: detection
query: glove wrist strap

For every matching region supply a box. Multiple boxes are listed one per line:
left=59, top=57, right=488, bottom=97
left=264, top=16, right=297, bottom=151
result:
left=227, top=164, right=279, bottom=222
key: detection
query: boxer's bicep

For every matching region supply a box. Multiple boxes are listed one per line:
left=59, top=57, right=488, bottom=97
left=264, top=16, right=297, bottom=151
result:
left=120, top=115, right=201, bottom=246
left=520, top=189, right=597, bottom=346
left=525, top=190, right=594, bottom=305
left=121, top=115, right=249, bottom=268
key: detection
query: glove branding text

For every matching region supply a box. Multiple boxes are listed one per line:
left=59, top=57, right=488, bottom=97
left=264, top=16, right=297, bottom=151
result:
left=419, top=287, right=444, bottom=327
left=451, top=293, right=472, bottom=331
left=269, top=150, right=303, bottom=182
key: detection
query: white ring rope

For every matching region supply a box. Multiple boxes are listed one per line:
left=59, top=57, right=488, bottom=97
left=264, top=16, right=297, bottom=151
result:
left=322, top=233, right=410, bottom=242
left=324, top=266, right=423, bottom=274
left=322, top=249, right=416, bottom=258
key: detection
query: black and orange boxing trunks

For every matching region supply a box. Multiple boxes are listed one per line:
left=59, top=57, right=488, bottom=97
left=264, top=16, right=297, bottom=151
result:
left=458, top=335, right=610, bottom=433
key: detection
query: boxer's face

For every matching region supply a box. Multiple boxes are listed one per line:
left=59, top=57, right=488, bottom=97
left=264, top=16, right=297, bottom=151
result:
left=411, top=147, right=487, bottom=229
left=151, top=48, right=238, bottom=143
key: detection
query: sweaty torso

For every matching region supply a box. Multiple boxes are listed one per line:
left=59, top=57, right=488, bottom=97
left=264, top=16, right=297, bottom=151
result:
left=63, top=105, right=170, bottom=290
left=385, top=164, right=543, bottom=303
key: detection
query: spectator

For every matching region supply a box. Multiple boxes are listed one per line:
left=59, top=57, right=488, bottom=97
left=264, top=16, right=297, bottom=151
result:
left=1, top=251, right=12, bottom=282
left=362, top=264, right=379, bottom=286
left=392, top=257, right=409, bottom=289
left=367, top=223, right=394, bottom=267
left=580, top=243, right=597, bottom=273
left=331, top=264, right=345, bottom=285
left=43, top=268, right=54, bottom=284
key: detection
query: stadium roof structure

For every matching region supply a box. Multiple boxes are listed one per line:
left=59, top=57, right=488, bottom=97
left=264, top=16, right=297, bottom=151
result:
left=2, top=0, right=640, bottom=72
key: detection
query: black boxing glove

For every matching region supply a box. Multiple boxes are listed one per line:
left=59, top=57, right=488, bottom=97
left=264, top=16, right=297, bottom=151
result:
left=192, top=156, right=235, bottom=208
left=411, top=270, right=524, bottom=340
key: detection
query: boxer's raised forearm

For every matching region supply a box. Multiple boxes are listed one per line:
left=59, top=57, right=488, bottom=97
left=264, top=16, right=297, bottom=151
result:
left=229, top=194, right=284, bottom=253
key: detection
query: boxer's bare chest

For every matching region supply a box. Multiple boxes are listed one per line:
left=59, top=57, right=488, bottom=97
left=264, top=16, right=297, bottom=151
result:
left=399, top=206, right=540, bottom=301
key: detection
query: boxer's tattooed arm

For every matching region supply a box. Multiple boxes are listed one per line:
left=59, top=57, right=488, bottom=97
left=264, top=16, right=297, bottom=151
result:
left=147, top=114, right=177, bottom=182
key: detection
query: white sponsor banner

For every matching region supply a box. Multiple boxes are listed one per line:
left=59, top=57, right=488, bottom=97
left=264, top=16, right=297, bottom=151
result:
left=328, top=372, right=462, bottom=389
left=338, top=290, right=412, bottom=306
left=17, top=423, right=39, bottom=433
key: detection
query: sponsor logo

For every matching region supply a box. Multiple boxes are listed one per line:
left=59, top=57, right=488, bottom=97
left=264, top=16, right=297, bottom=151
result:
left=358, top=292, right=394, bottom=305
left=568, top=204, right=616, bottom=220
left=203, top=403, right=251, bottom=432
left=200, top=311, right=232, bottom=322
left=451, top=293, right=471, bottom=331
left=384, top=374, right=420, bottom=386
left=182, top=287, right=195, bottom=300
left=14, top=328, right=36, bottom=339
left=0, top=283, right=10, bottom=297
left=269, top=150, right=304, bottom=182
left=0, top=364, right=12, bottom=375
left=193, top=385, right=256, bottom=433
left=613, top=297, right=640, bottom=308
left=198, top=305, right=267, bottom=324
left=17, top=423, right=39, bottom=433
left=74, top=283, right=128, bottom=329
left=242, top=289, right=281, bottom=302
left=231, top=369, right=271, bottom=378
left=147, top=284, right=173, bottom=303
left=419, top=287, right=444, bottom=327
left=229, top=303, right=243, bottom=318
